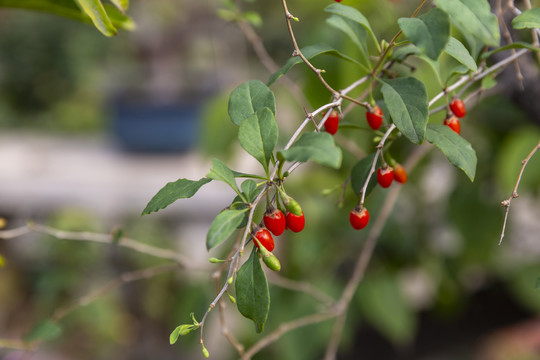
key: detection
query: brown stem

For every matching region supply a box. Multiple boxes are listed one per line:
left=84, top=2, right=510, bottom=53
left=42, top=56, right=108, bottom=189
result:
left=499, top=139, right=540, bottom=245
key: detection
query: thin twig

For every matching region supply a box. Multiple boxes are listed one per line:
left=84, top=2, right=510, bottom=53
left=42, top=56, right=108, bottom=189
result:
left=52, top=263, right=178, bottom=321
left=0, top=223, right=192, bottom=267
left=243, top=310, right=338, bottom=359
left=0, top=338, right=29, bottom=351
left=267, top=272, right=335, bottom=307
left=323, top=145, right=432, bottom=360
left=235, top=17, right=310, bottom=107
left=499, top=140, right=540, bottom=245
left=0, top=264, right=178, bottom=351
left=360, top=124, right=396, bottom=206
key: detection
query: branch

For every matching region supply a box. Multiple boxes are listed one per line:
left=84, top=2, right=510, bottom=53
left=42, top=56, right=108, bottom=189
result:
left=267, top=272, right=335, bottom=307
left=323, top=144, right=432, bottom=360
left=243, top=310, right=338, bottom=359
left=0, top=264, right=178, bottom=351
left=499, top=139, right=540, bottom=245
left=0, top=223, right=193, bottom=268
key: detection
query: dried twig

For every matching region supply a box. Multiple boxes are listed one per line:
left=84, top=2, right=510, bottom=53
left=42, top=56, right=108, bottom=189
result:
left=0, top=223, right=193, bottom=267
left=499, top=140, right=540, bottom=245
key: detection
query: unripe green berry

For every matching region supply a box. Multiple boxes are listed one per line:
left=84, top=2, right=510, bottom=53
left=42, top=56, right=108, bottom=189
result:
left=284, top=196, right=302, bottom=216
left=263, top=253, right=281, bottom=272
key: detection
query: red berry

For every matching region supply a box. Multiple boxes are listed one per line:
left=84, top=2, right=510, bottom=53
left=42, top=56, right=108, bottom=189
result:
left=334, top=0, right=343, bottom=2
left=253, top=228, right=274, bottom=252
left=350, top=207, right=369, bottom=230
left=377, top=166, right=394, bottom=188
left=286, top=211, right=305, bottom=233
left=366, top=106, right=383, bottom=130
left=444, top=116, right=461, bottom=134
left=324, top=110, right=340, bottom=135
left=449, top=98, right=466, bottom=118
left=263, top=209, right=286, bottom=236
left=394, top=164, right=408, bottom=184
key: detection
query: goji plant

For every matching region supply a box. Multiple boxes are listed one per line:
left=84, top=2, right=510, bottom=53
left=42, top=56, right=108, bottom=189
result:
left=0, top=0, right=539, bottom=359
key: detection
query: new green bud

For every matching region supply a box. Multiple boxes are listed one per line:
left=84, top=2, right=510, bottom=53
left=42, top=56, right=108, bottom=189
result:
left=284, top=196, right=302, bottom=216
left=263, top=253, right=281, bottom=272
left=202, top=344, right=210, bottom=358
left=170, top=324, right=194, bottom=344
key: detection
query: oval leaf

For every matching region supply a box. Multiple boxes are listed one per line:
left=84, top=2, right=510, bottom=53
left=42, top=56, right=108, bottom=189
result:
left=207, top=158, right=242, bottom=196
left=326, top=15, right=371, bottom=70
left=228, top=80, right=276, bottom=126
left=435, top=0, right=500, bottom=47
left=206, top=209, right=247, bottom=250
left=75, top=0, right=117, bottom=36
left=169, top=324, right=193, bottom=344
left=426, top=124, right=477, bottom=181
left=238, top=107, right=278, bottom=174
left=267, top=43, right=365, bottom=86
left=0, top=0, right=134, bottom=32
left=381, top=77, right=429, bottom=144
left=278, top=132, right=342, bottom=169
left=110, top=0, right=129, bottom=12
left=142, top=178, right=212, bottom=215
left=512, top=8, right=540, bottom=30
left=236, top=247, right=270, bottom=333
left=324, top=3, right=378, bottom=51
left=350, top=154, right=380, bottom=196
left=444, top=37, right=478, bottom=72
left=398, top=8, right=450, bottom=60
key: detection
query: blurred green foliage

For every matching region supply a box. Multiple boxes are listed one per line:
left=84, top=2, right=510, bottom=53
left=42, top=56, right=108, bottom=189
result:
left=1, top=0, right=540, bottom=359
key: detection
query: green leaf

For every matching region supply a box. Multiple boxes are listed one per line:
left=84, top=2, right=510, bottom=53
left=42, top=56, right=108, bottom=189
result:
left=326, top=15, right=371, bottom=70
left=25, top=321, right=62, bottom=343
left=481, top=42, right=540, bottom=59
left=416, top=53, right=442, bottom=86
left=278, top=132, right=342, bottom=169
left=206, top=209, right=248, bottom=250
left=324, top=3, right=379, bottom=51
left=398, top=8, right=450, bottom=60
left=241, top=179, right=259, bottom=202
left=444, top=37, right=478, bottom=72
left=512, top=8, right=540, bottom=30
left=390, top=44, right=422, bottom=61
left=74, top=0, right=117, bottom=36
left=357, top=273, right=416, bottom=344
left=267, top=43, right=365, bottom=86
left=238, top=108, right=278, bottom=174
left=110, top=0, right=128, bottom=12
left=0, top=253, right=4, bottom=267
left=426, top=124, right=477, bottom=181
left=169, top=324, right=194, bottom=344
left=236, top=248, right=270, bottom=333
left=243, top=11, right=262, bottom=27
left=381, top=77, right=429, bottom=144
left=142, top=178, right=212, bottom=215
left=207, top=158, right=242, bottom=196
left=446, top=65, right=472, bottom=83
left=228, top=80, right=276, bottom=126
left=0, top=0, right=134, bottom=32
left=435, top=0, right=500, bottom=47
left=350, top=154, right=380, bottom=196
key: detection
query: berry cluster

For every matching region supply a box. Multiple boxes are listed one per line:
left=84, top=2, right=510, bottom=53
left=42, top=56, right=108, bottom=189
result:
left=250, top=192, right=306, bottom=271
left=444, top=98, right=466, bottom=135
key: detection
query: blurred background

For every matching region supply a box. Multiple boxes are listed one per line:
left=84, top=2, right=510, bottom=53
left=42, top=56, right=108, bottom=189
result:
left=0, top=0, right=540, bottom=359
